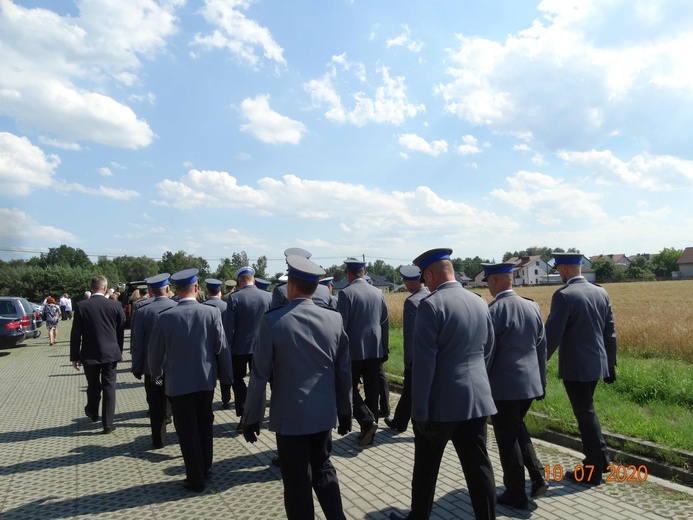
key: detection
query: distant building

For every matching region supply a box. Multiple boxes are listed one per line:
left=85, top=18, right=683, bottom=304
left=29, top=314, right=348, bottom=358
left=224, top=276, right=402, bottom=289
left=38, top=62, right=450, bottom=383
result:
left=506, top=255, right=551, bottom=286
left=589, top=253, right=630, bottom=269
left=676, top=247, right=693, bottom=278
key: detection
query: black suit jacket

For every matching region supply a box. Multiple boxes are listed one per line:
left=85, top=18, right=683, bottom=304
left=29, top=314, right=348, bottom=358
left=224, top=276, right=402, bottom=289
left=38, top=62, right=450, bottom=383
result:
left=70, top=294, right=125, bottom=365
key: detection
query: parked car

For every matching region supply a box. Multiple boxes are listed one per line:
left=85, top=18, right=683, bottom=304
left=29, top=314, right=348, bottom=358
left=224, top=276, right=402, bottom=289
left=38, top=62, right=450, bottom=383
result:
left=30, top=302, right=45, bottom=329
left=0, top=296, right=41, bottom=347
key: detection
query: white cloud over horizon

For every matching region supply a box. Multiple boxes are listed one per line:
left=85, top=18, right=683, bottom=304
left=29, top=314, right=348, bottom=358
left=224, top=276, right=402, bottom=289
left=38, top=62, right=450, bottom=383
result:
left=239, top=94, right=306, bottom=144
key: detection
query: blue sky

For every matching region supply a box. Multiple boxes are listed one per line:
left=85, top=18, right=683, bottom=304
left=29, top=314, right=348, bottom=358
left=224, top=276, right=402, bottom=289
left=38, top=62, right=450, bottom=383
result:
left=1, top=0, right=692, bottom=275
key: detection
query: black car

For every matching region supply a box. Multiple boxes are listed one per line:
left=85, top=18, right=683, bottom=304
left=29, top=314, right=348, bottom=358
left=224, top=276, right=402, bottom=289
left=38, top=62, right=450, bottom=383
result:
left=0, top=296, right=41, bottom=348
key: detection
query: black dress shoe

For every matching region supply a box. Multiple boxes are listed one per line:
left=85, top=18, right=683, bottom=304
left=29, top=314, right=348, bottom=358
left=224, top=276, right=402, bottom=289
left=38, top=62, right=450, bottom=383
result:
left=378, top=409, right=390, bottom=418
left=84, top=407, right=99, bottom=422
left=530, top=478, right=549, bottom=497
left=565, top=469, right=602, bottom=486
left=102, top=426, right=117, bottom=434
left=389, top=512, right=408, bottom=520
left=358, top=422, right=378, bottom=446
left=222, top=402, right=230, bottom=410
left=152, top=442, right=164, bottom=449
left=271, top=456, right=281, bottom=467
left=236, top=420, right=244, bottom=432
left=183, top=479, right=205, bottom=492
left=496, top=491, right=529, bottom=510
left=204, top=470, right=212, bottom=480
left=384, top=418, right=406, bottom=433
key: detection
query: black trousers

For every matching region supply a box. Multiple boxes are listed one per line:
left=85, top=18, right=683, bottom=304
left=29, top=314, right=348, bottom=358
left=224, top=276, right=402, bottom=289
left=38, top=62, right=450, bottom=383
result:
left=170, top=390, right=214, bottom=488
left=563, top=380, right=609, bottom=474
left=231, top=354, right=253, bottom=417
left=410, top=417, right=495, bottom=520
left=378, top=362, right=390, bottom=416
left=83, top=362, right=117, bottom=428
left=275, top=430, right=346, bottom=520
left=351, top=359, right=379, bottom=429
left=391, top=366, right=412, bottom=430
left=144, top=375, right=168, bottom=446
left=491, top=399, right=544, bottom=499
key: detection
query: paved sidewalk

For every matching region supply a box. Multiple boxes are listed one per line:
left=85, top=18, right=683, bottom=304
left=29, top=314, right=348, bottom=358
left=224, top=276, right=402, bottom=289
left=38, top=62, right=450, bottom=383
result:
left=1, top=333, right=692, bottom=519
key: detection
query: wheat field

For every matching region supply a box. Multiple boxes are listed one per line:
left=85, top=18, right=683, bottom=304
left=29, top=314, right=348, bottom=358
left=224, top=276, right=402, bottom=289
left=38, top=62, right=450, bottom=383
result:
left=384, top=279, right=693, bottom=362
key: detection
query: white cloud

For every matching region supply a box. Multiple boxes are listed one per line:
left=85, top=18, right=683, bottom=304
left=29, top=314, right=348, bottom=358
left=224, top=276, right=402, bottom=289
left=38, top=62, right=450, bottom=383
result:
left=155, top=171, right=518, bottom=249
left=0, top=0, right=175, bottom=148
left=456, top=134, right=480, bottom=155
left=434, top=1, right=693, bottom=150
left=491, top=170, right=606, bottom=220
left=98, top=167, right=113, bottom=176
left=557, top=149, right=693, bottom=190
left=192, top=0, right=286, bottom=67
left=398, top=134, right=448, bottom=156
left=58, top=182, right=140, bottom=200
left=0, top=207, right=76, bottom=243
left=305, top=66, right=425, bottom=126
left=235, top=152, right=252, bottom=161
left=0, top=132, right=59, bottom=196
left=38, top=136, right=83, bottom=151
left=239, top=94, right=306, bottom=145
left=386, top=24, right=424, bottom=52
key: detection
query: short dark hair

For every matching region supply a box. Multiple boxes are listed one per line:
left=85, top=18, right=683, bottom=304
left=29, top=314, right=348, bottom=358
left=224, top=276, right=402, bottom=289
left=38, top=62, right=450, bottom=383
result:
left=346, top=267, right=365, bottom=278
left=288, top=274, right=318, bottom=296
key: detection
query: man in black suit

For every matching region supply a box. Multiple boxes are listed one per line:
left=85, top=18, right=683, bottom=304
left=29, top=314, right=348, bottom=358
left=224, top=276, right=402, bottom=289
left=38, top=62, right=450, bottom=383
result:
left=70, top=275, right=125, bottom=434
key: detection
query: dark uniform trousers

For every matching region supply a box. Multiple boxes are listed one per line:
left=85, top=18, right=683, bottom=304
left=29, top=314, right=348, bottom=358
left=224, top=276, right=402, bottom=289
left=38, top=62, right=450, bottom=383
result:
left=275, top=430, right=346, bottom=520
left=144, top=374, right=170, bottom=446
left=170, top=390, right=214, bottom=488
left=350, top=359, right=379, bottom=428
left=83, top=362, right=117, bottom=428
left=231, top=354, right=253, bottom=417
left=491, top=399, right=544, bottom=500
left=563, top=380, right=609, bottom=474
left=410, top=417, right=495, bottom=520
left=390, top=365, right=412, bottom=430
left=378, top=362, right=390, bottom=416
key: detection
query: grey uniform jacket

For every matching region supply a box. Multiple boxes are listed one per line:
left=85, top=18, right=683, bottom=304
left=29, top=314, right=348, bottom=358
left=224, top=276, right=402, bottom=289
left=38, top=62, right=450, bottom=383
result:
left=130, top=296, right=176, bottom=376
left=402, top=287, right=430, bottom=367
left=487, top=291, right=546, bottom=401
left=148, top=299, right=233, bottom=397
left=412, top=281, right=496, bottom=422
left=545, top=277, right=617, bottom=382
left=337, top=278, right=389, bottom=361
left=243, top=298, right=353, bottom=435
left=224, top=285, right=272, bottom=356
left=203, top=297, right=227, bottom=317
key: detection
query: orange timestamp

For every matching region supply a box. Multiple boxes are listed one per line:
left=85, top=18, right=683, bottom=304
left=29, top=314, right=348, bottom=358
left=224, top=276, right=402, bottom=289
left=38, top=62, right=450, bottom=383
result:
left=544, top=464, right=649, bottom=482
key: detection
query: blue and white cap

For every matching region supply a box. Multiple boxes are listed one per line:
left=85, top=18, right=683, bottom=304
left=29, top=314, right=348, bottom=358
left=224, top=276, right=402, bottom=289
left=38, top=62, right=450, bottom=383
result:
left=234, top=266, right=255, bottom=279
left=287, top=255, right=325, bottom=282
left=552, top=253, right=583, bottom=265
left=145, top=273, right=170, bottom=288
left=480, top=262, right=515, bottom=282
left=412, top=248, right=453, bottom=272
left=170, top=268, right=198, bottom=286
left=205, top=278, right=222, bottom=289
left=255, top=278, right=270, bottom=290
left=343, top=257, right=366, bottom=269
left=399, top=265, right=421, bottom=281
left=319, top=276, right=334, bottom=286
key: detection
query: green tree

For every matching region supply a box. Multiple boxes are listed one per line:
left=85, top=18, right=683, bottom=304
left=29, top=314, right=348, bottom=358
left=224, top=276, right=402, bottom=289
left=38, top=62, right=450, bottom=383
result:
left=158, top=250, right=210, bottom=278
left=366, top=259, right=397, bottom=282
left=626, top=256, right=655, bottom=281
left=40, top=245, right=92, bottom=269
left=253, top=255, right=268, bottom=279
left=95, top=256, right=124, bottom=288
left=591, top=257, right=617, bottom=283
left=215, top=258, right=237, bottom=281
left=112, top=255, right=159, bottom=281
left=650, top=248, right=683, bottom=278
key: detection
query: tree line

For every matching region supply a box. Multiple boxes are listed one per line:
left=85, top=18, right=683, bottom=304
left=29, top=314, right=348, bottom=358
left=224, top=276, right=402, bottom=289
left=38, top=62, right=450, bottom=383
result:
left=0, top=244, right=683, bottom=302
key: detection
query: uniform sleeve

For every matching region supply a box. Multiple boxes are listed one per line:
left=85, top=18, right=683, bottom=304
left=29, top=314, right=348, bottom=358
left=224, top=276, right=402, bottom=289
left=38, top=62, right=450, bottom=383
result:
left=534, top=303, right=548, bottom=389
left=223, top=297, right=237, bottom=347
left=115, top=304, right=125, bottom=352
left=130, top=308, right=145, bottom=374
left=603, top=296, right=617, bottom=368
left=483, top=310, right=496, bottom=371
left=242, top=316, right=273, bottom=426
left=214, top=310, right=234, bottom=385
left=335, top=325, right=353, bottom=416
left=412, top=301, right=437, bottom=422
left=147, top=316, right=165, bottom=381
left=380, top=297, right=389, bottom=356
left=69, top=303, right=83, bottom=362
left=545, top=290, right=568, bottom=361
left=337, top=291, right=350, bottom=328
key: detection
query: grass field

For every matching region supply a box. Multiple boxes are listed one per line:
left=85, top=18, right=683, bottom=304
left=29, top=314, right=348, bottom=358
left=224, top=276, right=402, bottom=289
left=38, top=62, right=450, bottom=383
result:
left=383, top=280, right=693, bottom=454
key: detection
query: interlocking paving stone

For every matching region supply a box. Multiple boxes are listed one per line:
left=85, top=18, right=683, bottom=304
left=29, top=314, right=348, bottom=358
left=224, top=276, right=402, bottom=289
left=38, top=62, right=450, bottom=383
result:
left=1, top=332, right=692, bottom=519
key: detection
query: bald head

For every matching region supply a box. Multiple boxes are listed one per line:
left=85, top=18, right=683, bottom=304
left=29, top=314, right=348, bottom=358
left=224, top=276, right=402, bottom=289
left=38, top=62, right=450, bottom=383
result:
left=423, top=259, right=455, bottom=291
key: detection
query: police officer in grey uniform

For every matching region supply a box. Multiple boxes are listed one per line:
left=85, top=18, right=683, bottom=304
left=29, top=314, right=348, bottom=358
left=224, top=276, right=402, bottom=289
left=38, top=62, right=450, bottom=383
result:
left=319, top=277, right=339, bottom=310
left=482, top=262, right=548, bottom=508
left=148, top=269, right=233, bottom=492
left=224, top=266, right=273, bottom=422
left=385, top=265, right=430, bottom=433
left=130, top=273, right=176, bottom=448
left=391, top=248, right=496, bottom=520
left=546, top=253, right=617, bottom=485
left=338, top=258, right=389, bottom=446
left=255, top=278, right=271, bottom=291
left=242, top=255, right=352, bottom=520
left=202, top=278, right=231, bottom=408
